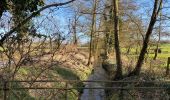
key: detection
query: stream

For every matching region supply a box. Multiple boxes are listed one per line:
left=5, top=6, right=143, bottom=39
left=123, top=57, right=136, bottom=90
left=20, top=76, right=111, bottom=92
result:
left=80, top=63, right=109, bottom=100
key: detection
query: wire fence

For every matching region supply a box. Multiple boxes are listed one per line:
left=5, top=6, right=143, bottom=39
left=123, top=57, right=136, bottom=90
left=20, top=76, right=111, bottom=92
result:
left=0, top=80, right=170, bottom=100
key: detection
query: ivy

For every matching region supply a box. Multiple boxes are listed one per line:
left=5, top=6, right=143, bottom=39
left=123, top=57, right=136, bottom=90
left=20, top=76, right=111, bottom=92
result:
left=0, top=0, right=44, bottom=18
left=0, top=0, right=8, bottom=17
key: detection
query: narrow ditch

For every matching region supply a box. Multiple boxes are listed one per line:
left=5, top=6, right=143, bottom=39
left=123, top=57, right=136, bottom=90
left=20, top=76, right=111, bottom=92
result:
left=80, top=59, right=112, bottom=100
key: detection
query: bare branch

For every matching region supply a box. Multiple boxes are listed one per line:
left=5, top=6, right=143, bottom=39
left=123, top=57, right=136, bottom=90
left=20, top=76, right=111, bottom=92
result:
left=0, top=0, right=76, bottom=45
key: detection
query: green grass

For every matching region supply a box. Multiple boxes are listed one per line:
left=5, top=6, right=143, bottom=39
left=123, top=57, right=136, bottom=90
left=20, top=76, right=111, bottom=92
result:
left=160, top=44, right=170, bottom=53
left=121, top=43, right=170, bottom=54
left=18, top=68, right=29, bottom=75
left=121, top=43, right=170, bottom=68
left=52, top=67, right=80, bottom=80
left=17, top=65, right=85, bottom=99
left=149, top=53, right=170, bottom=59
left=51, top=66, right=84, bottom=100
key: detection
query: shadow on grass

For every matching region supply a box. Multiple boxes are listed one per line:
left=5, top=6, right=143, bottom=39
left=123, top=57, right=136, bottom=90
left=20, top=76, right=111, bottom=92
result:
left=52, top=66, right=85, bottom=94
left=53, top=67, right=80, bottom=80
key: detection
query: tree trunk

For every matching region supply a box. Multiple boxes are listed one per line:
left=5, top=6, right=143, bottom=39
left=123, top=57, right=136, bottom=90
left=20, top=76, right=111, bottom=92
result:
left=128, top=0, right=162, bottom=76
left=87, top=0, right=97, bottom=66
left=153, top=2, right=162, bottom=60
left=113, top=0, right=123, bottom=79
left=73, top=15, right=78, bottom=46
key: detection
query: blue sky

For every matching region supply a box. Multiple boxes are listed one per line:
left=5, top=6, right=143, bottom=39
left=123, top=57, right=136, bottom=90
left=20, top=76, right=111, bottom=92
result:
left=0, top=0, right=170, bottom=42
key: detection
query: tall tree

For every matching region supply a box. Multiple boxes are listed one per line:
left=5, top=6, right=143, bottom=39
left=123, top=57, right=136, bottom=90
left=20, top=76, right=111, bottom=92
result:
left=128, top=0, right=163, bottom=76
left=103, top=0, right=114, bottom=57
left=112, top=0, right=123, bottom=79
left=87, top=0, right=98, bottom=66
left=72, top=14, right=78, bottom=45
left=153, top=1, right=162, bottom=60
left=70, top=6, right=83, bottom=46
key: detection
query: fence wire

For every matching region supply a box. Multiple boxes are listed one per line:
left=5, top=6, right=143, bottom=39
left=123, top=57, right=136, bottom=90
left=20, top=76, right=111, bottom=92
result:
left=0, top=80, right=170, bottom=100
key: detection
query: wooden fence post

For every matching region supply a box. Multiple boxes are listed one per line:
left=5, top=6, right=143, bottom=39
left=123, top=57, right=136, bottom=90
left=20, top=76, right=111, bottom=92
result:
left=3, top=81, right=8, bottom=100
left=65, top=82, right=68, bottom=100
left=166, top=57, right=170, bottom=75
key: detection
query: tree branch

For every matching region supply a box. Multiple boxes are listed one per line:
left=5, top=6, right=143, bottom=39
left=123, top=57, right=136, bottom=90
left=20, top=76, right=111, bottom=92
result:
left=0, top=0, right=75, bottom=45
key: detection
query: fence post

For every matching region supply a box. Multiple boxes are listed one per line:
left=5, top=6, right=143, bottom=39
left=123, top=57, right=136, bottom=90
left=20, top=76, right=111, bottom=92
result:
left=3, top=81, right=8, bottom=100
left=119, top=88, right=124, bottom=100
left=65, top=82, right=68, bottom=100
left=166, top=57, right=170, bottom=75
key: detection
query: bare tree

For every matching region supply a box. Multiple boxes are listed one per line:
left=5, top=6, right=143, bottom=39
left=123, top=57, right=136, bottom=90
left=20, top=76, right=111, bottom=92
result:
left=87, top=0, right=98, bottom=66
left=112, top=0, right=123, bottom=79
left=153, top=2, right=162, bottom=60
left=128, top=0, right=163, bottom=76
